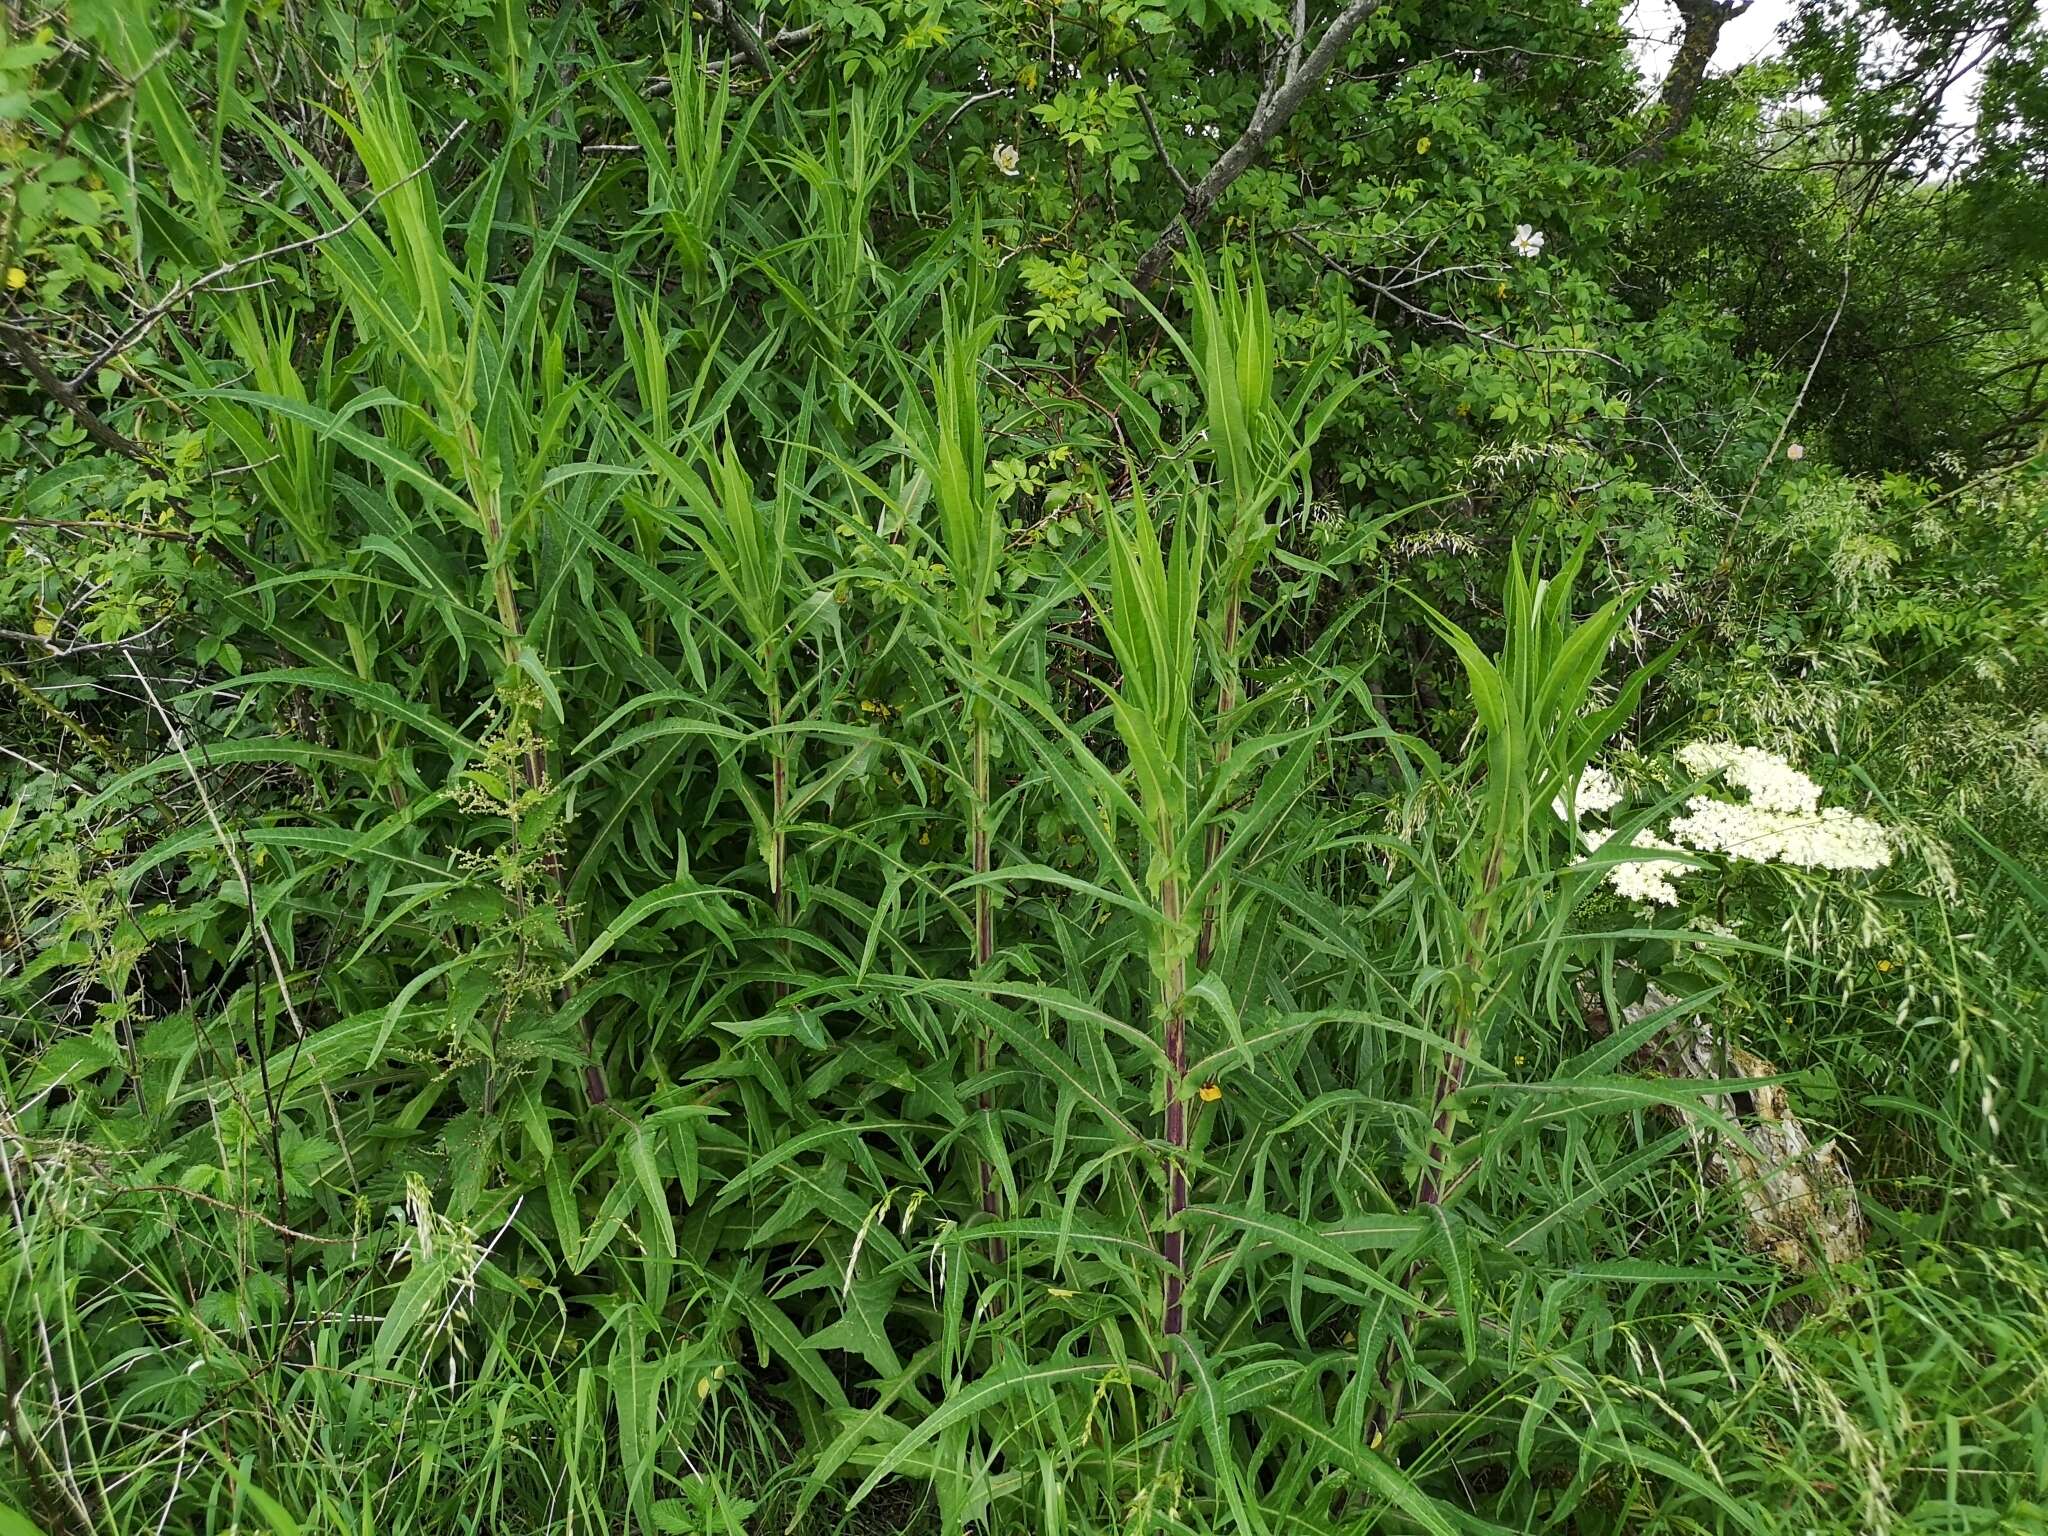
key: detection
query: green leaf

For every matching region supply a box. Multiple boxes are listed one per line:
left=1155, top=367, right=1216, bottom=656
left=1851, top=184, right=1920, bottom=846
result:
left=848, top=1360, right=1117, bottom=1506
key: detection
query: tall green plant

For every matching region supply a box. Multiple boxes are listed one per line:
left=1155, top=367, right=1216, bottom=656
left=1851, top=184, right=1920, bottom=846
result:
left=1150, top=252, right=1353, bottom=975
left=597, top=30, right=766, bottom=291
left=1364, top=542, right=1660, bottom=1436
left=636, top=428, right=804, bottom=957
left=1096, top=479, right=1207, bottom=1359
left=895, top=297, right=1012, bottom=1246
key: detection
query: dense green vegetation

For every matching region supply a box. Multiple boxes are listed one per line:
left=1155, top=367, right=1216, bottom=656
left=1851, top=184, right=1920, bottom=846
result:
left=3, top=1, right=2046, bottom=1532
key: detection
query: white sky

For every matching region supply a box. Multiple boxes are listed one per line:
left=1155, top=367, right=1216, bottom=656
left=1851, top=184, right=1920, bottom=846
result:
left=1627, top=0, right=1800, bottom=78
left=1626, top=0, right=1985, bottom=130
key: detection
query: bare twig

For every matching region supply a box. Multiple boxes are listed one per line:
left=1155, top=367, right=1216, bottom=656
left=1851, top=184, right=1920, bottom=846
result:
left=1735, top=240, right=1853, bottom=525
left=123, top=656, right=362, bottom=1271
left=0, top=742, right=103, bottom=798
left=115, top=1185, right=376, bottom=1246
left=1, top=617, right=175, bottom=659
left=0, top=321, right=159, bottom=463
left=0, top=514, right=194, bottom=541
left=1288, top=230, right=1625, bottom=366
left=67, top=123, right=468, bottom=386
left=1137, top=93, right=1194, bottom=196
left=1127, top=0, right=1390, bottom=293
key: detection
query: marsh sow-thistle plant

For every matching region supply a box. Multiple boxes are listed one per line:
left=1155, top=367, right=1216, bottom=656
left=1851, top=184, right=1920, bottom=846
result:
left=1162, top=253, right=1351, bottom=977
left=1098, top=481, right=1208, bottom=1356
left=639, top=429, right=804, bottom=962
left=10, top=14, right=2048, bottom=1532
left=894, top=297, right=1012, bottom=1249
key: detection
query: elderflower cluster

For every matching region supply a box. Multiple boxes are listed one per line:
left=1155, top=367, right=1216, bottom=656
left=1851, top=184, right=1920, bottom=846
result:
left=1674, top=741, right=1821, bottom=813
left=1553, top=763, right=1624, bottom=824
left=1569, top=742, right=1892, bottom=907
left=1665, top=798, right=1892, bottom=870
left=1582, top=827, right=1693, bottom=906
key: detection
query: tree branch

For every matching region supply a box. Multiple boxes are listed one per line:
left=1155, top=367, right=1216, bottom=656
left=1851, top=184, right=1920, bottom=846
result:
left=706, top=0, right=774, bottom=77
left=1735, top=238, right=1852, bottom=525
left=67, top=122, right=467, bottom=385
left=1128, top=0, right=1388, bottom=293
left=1137, top=92, right=1194, bottom=196
left=0, top=320, right=160, bottom=463
left=1626, top=0, right=1750, bottom=167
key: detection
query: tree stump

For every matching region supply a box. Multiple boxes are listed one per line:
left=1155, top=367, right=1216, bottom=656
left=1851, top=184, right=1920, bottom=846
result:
left=1589, top=983, right=1866, bottom=1273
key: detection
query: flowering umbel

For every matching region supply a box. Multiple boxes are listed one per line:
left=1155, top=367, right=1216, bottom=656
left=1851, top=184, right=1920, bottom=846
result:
left=1582, top=827, right=1694, bottom=906
left=1667, top=742, right=1889, bottom=870
left=1553, top=763, right=1623, bottom=824
left=1571, top=743, right=1891, bottom=907
left=1675, top=742, right=1821, bottom=814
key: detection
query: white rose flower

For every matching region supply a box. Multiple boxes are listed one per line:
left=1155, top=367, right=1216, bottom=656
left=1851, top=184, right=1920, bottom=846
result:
left=1510, top=223, right=1546, bottom=259
left=992, top=143, right=1021, bottom=177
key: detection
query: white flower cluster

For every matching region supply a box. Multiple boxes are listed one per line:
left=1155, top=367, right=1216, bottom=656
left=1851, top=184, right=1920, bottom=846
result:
left=1570, top=742, right=1892, bottom=907
left=1582, top=827, right=1693, bottom=906
left=1666, top=798, right=1892, bottom=871
left=1553, top=763, right=1623, bottom=824
left=1675, top=741, right=1821, bottom=812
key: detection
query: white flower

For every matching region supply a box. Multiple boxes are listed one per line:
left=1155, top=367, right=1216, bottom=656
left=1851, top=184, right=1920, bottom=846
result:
left=1785, top=442, right=1805, bottom=461
left=1667, top=741, right=1889, bottom=868
left=1575, top=740, right=1892, bottom=905
left=992, top=143, right=1021, bottom=176
left=1591, top=830, right=1693, bottom=907
left=1676, top=742, right=1821, bottom=813
left=1510, top=223, right=1546, bottom=259
left=1667, top=797, right=1890, bottom=871
left=1553, top=763, right=1623, bottom=824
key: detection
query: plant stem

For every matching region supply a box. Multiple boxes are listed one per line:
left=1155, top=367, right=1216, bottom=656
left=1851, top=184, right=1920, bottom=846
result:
left=1196, top=590, right=1242, bottom=973
left=1366, top=841, right=1503, bottom=1446
left=1160, top=819, right=1189, bottom=1364
left=971, top=709, right=1007, bottom=1262
left=767, top=648, right=792, bottom=1001
left=472, top=456, right=604, bottom=1103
